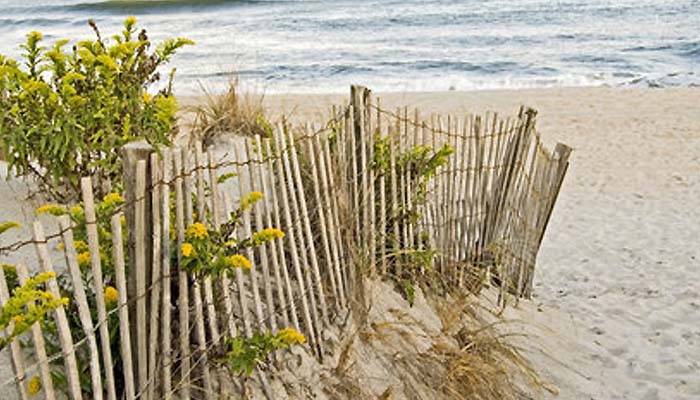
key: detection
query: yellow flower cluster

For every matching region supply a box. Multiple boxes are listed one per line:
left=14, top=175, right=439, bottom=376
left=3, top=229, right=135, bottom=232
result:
left=276, top=327, right=306, bottom=345
left=0, top=271, right=69, bottom=351
left=104, top=286, right=118, bottom=307
left=102, top=192, right=124, bottom=208
left=252, top=228, right=285, bottom=245
left=27, top=375, right=41, bottom=396
left=186, top=222, right=208, bottom=240
left=74, top=240, right=89, bottom=253
left=77, top=252, right=91, bottom=269
left=181, top=243, right=194, bottom=257
left=35, top=204, right=67, bottom=216
left=69, top=205, right=83, bottom=220
left=225, top=254, right=252, bottom=271
left=240, top=191, right=264, bottom=211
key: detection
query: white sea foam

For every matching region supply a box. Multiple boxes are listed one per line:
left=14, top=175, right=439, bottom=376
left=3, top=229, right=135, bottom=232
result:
left=0, top=0, right=698, bottom=94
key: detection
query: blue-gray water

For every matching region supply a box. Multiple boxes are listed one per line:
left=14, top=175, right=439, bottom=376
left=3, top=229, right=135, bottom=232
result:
left=1, top=0, right=699, bottom=94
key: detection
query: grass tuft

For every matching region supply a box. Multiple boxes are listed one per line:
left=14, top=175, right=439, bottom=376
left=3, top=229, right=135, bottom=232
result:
left=187, top=77, right=274, bottom=148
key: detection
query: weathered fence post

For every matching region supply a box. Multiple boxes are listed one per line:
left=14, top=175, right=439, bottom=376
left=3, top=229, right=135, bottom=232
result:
left=120, top=141, right=154, bottom=396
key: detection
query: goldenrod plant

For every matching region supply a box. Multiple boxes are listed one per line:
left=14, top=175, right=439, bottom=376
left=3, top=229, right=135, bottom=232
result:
left=178, top=191, right=306, bottom=375
left=0, top=222, right=68, bottom=352
left=225, top=328, right=306, bottom=377
left=34, top=193, right=125, bottom=397
left=181, top=192, right=284, bottom=277
left=373, top=137, right=454, bottom=304
left=0, top=17, right=193, bottom=200
left=36, top=191, right=125, bottom=278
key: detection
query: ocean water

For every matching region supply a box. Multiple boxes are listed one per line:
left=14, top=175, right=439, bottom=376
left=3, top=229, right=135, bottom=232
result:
left=0, top=0, right=698, bottom=94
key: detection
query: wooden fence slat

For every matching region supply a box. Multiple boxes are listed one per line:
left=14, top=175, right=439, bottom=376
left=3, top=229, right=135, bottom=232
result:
left=279, top=132, right=322, bottom=335
left=184, top=145, right=214, bottom=398
left=229, top=147, right=253, bottom=337
left=0, top=263, right=29, bottom=400
left=147, top=153, right=162, bottom=400
left=108, top=213, right=136, bottom=400
left=80, top=177, right=118, bottom=400
left=15, top=263, right=56, bottom=400
left=173, top=149, right=191, bottom=399
left=321, top=135, right=349, bottom=296
left=306, top=131, right=339, bottom=310
left=288, top=130, right=330, bottom=327
left=246, top=137, right=278, bottom=332
left=58, top=215, right=104, bottom=399
left=253, top=136, right=291, bottom=329
left=134, top=160, right=149, bottom=396
left=273, top=124, right=320, bottom=357
left=316, top=134, right=347, bottom=307
left=195, top=143, right=221, bottom=346
left=235, top=142, right=266, bottom=330
left=160, top=149, right=173, bottom=400
left=263, top=139, right=300, bottom=332
left=32, top=221, right=83, bottom=400
left=207, top=150, right=238, bottom=338
left=368, top=100, right=377, bottom=273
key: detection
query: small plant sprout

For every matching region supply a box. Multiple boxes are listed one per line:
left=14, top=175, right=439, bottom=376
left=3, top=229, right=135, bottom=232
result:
left=225, top=328, right=307, bottom=377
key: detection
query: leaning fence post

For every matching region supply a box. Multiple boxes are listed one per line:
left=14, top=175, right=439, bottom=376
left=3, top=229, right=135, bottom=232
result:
left=58, top=215, right=104, bottom=399
left=81, top=177, right=118, bottom=400
left=109, top=213, right=136, bottom=400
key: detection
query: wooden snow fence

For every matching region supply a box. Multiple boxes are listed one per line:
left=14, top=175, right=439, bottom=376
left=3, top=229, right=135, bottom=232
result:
left=0, top=85, right=570, bottom=399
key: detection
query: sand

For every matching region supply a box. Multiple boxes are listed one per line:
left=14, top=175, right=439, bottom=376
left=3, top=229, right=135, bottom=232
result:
left=261, top=87, right=700, bottom=399
left=1, top=87, right=699, bottom=399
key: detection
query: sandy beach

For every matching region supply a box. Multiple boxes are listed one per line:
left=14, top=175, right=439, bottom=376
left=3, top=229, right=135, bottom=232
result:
left=261, top=86, right=700, bottom=399
left=2, top=87, right=699, bottom=399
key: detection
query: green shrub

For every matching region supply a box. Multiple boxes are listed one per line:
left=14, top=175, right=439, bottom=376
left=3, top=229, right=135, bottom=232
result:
left=0, top=17, right=193, bottom=201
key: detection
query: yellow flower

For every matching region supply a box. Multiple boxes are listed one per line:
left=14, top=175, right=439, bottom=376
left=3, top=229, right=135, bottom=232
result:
left=276, top=327, right=306, bottom=345
left=74, top=240, right=89, bottom=253
left=120, top=215, right=126, bottom=226
left=181, top=243, right=194, bottom=258
left=104, top=286, right=118, bottom=307
left=252, top=228, right=285, bottom=244
left=142, top=92, right=152, bottom=104
left=69, top=205, right=83, bottom=215
left=125, top=16, right=137, bottom=28
left=226, top=254, right=252, bottom=271
left=27, top=31, right=43, bottom=42
left=36, top=204, right=67, bottom=216
left=102, top=192, right=124, bottom=208
left=57, top=243, right=65, bottom=251
left=186, top=222, right=208, bottom=240
left=77, top=251, right=91, bottom=269
left=240, top=192, right=264, bottom=210
left=27, top=375, right=41, bottom=396
left=12, top=314, right=25, bottom=324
